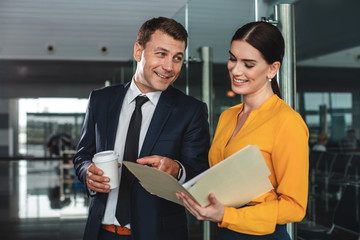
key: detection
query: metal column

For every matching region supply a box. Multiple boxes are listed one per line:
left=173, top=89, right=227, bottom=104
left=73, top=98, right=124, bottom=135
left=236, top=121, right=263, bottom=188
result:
left=275, top=3, right=297, bottom=240
left=200, top=46, right=213, bottom=240
left=200, top=46, right=214, bottom=138
left=319, top=105, right=328, bottom=133
left=275, top=3, right=296, bottom=110
left=185, top=2, right=190, bottom=95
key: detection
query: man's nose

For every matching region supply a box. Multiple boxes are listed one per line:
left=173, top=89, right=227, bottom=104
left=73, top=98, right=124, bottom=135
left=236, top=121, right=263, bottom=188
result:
left=162, top=58, right=173, bottom=72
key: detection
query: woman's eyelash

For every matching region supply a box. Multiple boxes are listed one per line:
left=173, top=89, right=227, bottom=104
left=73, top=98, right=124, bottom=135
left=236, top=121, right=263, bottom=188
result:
left=245, top=64, right=254, bottom=68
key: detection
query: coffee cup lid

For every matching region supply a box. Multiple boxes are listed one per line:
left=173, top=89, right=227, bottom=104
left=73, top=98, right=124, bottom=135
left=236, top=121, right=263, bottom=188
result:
left=93, top=150, right=118, bottom=163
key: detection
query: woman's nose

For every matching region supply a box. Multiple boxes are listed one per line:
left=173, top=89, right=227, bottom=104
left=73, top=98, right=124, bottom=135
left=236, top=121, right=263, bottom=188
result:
left=229, top=62, right=243, bottom=76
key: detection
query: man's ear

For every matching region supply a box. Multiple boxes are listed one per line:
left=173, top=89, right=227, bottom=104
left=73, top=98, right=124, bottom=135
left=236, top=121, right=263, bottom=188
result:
left=134, top=42, right=143, bottom=62
left=268, top=61, right=281, bottom=79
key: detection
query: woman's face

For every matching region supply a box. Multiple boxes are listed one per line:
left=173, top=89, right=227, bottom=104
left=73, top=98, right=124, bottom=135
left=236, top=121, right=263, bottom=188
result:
left=227, top=40, right=278, bottom=97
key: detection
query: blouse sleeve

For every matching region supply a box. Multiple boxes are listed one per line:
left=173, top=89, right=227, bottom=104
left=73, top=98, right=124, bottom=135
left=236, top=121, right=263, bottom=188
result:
left=218, top=113, right=309, bottom=235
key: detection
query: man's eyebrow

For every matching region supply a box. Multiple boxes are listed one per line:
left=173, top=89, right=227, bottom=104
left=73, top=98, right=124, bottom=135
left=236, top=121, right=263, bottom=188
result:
left=155, top=47, right=184, bottom=57
left=155, top=47, right=169, bottom=52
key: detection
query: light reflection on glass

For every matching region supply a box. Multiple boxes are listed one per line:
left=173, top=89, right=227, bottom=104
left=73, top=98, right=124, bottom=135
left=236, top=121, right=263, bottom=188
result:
left=18, top=160, right=88, bottom=219
left=18, top=160, right=27, bottom=218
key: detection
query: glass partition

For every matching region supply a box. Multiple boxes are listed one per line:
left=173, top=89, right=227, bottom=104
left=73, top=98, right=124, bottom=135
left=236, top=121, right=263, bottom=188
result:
left=3, top=1, right=360, bottom=239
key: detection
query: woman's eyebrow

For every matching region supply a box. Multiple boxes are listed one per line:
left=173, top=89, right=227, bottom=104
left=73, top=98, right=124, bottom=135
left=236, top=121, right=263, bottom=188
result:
left=228, top=51, right=257, bottom=62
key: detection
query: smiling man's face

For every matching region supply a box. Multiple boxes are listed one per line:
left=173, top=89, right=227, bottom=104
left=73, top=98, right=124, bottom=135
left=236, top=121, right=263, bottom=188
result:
left=133, top=30, right=185, bottom=93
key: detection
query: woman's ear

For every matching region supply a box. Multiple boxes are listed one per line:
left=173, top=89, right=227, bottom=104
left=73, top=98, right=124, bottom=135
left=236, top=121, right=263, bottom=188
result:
left=268, top=61, right=281, bottom=79
left=134, top=42, right=143, bottom=62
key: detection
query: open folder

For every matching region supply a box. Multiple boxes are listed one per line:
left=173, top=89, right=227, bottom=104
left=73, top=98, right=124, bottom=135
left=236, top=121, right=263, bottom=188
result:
left=123, top=145, right=273, bottom=208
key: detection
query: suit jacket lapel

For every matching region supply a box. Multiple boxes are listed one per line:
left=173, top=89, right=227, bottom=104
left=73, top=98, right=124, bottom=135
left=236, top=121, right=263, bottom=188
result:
left=106, top=83, right=130, bottom=150
left=140, top=87, right=176, bottom=157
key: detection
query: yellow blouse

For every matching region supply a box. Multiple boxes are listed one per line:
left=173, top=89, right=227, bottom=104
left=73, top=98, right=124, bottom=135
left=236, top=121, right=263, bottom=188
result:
left=209, top=94, right=309, bottom=235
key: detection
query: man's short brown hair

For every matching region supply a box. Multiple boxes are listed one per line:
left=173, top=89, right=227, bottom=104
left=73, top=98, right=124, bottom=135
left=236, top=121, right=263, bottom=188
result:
left=137, top=17, right=188, bottom=49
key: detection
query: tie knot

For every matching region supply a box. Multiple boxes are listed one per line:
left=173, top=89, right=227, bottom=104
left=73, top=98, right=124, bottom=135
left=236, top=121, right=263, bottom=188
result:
left=135, top=95, right=149, bottom=107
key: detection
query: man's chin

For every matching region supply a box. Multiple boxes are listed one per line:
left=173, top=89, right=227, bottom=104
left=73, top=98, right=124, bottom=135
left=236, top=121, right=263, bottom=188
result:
left=157, top=85, right=171, bottom=92
left=155, top=81, right=174, bottom=91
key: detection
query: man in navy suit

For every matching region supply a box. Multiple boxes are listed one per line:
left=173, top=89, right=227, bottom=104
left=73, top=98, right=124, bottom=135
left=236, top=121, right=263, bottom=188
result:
left=73, top=17, right=210, bottom=240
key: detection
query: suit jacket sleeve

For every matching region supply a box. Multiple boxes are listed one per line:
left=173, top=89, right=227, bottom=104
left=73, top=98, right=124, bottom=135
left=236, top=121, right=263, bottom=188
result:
left=73, top=90, right=97, bottom=188
left=180, top=101, right=210, bottom=181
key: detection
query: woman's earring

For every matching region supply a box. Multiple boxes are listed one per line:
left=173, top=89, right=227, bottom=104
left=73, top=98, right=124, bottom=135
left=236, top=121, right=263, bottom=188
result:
left=268, top=78, right=272, bottom=82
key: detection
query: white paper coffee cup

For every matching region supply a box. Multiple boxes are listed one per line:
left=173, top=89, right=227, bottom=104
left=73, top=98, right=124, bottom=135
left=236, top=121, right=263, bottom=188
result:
left=93, top=150, right=119, bottom=189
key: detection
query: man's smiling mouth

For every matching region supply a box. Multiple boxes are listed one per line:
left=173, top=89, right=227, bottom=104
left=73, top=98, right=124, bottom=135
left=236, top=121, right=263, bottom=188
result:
left=155, top=71, right=173, bottom=79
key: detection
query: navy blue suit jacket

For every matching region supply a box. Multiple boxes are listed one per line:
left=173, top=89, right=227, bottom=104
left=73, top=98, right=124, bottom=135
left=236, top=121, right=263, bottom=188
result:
left=74, top=83, right=210, bottom=240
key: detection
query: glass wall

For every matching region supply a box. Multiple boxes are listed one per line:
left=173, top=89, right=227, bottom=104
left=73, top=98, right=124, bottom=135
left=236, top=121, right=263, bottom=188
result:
left=1, top=0, right=360, bottom=239
left=299, top=92, right=357, bottom=148
left=18, top=98, right=88, bottom=157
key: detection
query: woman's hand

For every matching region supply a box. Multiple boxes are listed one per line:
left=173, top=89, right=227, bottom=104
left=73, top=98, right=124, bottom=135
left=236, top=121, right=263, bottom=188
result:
left=176, top=192, right=225, bottom=222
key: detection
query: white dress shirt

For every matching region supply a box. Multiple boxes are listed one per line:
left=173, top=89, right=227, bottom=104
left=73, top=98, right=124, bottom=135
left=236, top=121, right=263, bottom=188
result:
left=101, top=80, right=185, bottom=227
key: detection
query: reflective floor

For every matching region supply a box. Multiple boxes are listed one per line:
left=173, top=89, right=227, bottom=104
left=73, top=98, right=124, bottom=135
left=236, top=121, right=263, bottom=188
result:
left=0, top=159, right=208, bottom=240
left=0, top=160, right=88, bottom=240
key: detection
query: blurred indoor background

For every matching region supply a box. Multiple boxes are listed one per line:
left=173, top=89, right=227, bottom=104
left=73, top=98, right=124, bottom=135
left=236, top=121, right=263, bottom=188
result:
left=0, top=0, right=359, bottom=239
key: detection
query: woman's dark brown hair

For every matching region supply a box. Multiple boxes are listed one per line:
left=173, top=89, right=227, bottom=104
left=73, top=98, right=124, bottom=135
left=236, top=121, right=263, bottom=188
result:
left=231, top=21, right=285, bottom=99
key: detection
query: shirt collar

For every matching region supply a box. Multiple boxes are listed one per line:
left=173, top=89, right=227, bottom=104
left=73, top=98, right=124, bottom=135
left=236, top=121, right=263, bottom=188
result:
left=126, top=78, right=162, bottom=106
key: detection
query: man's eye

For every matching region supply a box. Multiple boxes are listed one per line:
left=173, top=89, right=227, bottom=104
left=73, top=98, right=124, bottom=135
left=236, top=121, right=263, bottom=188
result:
left=174, top=56, right=183, bottom=61
left=229, top=57, right=236, bottom=62
left=157, top=52, right=165, bottom=56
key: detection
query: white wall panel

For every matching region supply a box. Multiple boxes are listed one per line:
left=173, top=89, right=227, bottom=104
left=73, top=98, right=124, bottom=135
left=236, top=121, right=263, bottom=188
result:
left=0, top=0, right=188, bottom=61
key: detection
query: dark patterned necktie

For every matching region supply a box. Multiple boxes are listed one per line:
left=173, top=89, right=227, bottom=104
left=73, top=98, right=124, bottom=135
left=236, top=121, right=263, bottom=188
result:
left=115, top=95, right=149, bottom=226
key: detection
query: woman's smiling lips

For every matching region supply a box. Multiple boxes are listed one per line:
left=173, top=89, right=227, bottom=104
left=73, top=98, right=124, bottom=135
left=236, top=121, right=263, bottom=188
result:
left=233, top=78, right=248, bottom=83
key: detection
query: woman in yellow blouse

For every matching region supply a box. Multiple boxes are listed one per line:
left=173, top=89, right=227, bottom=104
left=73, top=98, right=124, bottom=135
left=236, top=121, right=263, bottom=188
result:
left=177, top=21, right=309, bottom=239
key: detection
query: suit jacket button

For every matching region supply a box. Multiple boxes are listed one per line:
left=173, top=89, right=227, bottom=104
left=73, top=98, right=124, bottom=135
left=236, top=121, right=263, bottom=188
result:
left=98, top=215, right=102, bottom=220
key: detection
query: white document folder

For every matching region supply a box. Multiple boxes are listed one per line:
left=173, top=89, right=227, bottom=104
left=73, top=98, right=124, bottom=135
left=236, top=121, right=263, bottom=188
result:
left=124, top=145, right=273, bottom=208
